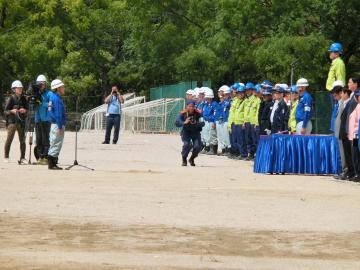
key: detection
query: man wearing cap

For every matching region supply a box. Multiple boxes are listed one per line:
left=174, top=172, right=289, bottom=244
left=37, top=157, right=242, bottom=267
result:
left=288, top=85, right=299, bottom=134
left=4, top=80, right=29, bottom=164
left=268, top=85, right=289, bottom=134
left=47, top=79, right=66, bottom=170
left=185, top=89, right=195, bottom=101
left=326, top=43, right=346, bottom=92
left=259, top=88, right=273, bottom=135
left=243, top=82, right=259, bottom=160
left=176, top=100, right=205, bottom=166
left=202, top=87, right=218, bottom=155
left=34, top=75, right=52, bottom=165
left=295, top=78, right=313, bottom=135
left=232, top=85, right=248, bottom=159
left=227, top=84, right=241, bottom=157
left=215, top=85, right=231, bottom=155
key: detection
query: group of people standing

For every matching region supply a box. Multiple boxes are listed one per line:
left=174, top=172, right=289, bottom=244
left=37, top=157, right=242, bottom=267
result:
left=3, top=75, right=66, bottom=170
left=176, top=42, right=360, bottom=180
left=177, top=77, right=313, bottom=165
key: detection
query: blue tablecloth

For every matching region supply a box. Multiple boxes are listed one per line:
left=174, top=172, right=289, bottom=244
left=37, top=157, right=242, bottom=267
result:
left=254, top=134, right=341, bottom=175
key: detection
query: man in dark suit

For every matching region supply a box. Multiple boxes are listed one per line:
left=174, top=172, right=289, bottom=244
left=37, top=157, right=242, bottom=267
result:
left=338, top=87, right=356, bottom=180
left=267, top=85, right=289, bottom=134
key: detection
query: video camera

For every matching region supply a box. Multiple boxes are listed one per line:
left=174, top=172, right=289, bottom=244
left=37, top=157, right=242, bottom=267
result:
left=26, top=81, right=42, bottom=105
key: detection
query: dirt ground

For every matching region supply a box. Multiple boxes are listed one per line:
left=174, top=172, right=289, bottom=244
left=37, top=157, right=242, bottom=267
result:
left=0, top=130, right=359, bottom=270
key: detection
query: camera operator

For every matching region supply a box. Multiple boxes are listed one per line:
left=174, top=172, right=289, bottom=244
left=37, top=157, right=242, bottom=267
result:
left=34, top=75, right=52, bottom=165
left=3, top=80, right=29, bottom=164
left=175, top=100, right=205, bottom=166
left=102, top=85, right=124, bottom=145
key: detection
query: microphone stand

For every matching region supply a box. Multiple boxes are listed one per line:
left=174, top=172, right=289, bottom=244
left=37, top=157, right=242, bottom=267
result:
left=66, top=96, right=94, bottom=171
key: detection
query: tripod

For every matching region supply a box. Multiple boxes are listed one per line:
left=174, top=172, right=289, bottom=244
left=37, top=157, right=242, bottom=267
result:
left=66, top=111, right=94, bottom=171
left=19, top=103, right=36, bottom=165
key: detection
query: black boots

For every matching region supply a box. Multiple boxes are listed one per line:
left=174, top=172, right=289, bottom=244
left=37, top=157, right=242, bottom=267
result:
left=182, top=157, right=187, bottom=166
left=189, top=155, right=196, bottom=166
left=207, top=145, right=218, bottom=155
left=48, top=156, right=63, bottom=170
left=182, top=155, right=196, bottom=167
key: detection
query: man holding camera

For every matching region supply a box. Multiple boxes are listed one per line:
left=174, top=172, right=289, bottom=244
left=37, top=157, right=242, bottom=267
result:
left=4, top=80, right=29, bottom=164
left=175, top=100, right=205, bottom=166
left=102, top=85, right=124, bottom=145
left=34, top=75, right=52, bottom=165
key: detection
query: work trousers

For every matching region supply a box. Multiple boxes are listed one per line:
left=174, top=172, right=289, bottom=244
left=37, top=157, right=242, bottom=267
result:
left=4, top=123, right=26, bottom=159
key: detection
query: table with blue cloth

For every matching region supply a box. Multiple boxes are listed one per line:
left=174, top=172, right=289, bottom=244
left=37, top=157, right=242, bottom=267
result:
left=254, top=134, right=341, bottom=175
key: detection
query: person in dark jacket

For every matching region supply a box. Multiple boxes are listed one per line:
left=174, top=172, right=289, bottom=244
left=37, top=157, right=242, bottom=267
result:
left=337, top=88, right=356, bottom=180
left=259, top=89, right=273, bottom=135
left=4, top=80, right=29, bottom=164
left=175, top=100, right=205, bottom=166
left=267, top=86, right=289, bottom=134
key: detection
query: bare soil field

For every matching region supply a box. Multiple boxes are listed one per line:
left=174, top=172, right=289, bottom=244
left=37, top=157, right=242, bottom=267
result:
left=0, top=131, right=359, bottom=270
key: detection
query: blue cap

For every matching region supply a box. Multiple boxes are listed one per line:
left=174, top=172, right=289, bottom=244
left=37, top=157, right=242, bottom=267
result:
left=272, top=85, right=286, bottom=93
left=237, top=85, right=246, bottom=92
left=245, top=82, right=255, bottom=90
left=263, top=89, right=272, bottom=95
left=260, top=80, right=273, bottom=89
left=255, top=84, right=261, bottom=93
left=231, top=83, right=240, bottom=90
left=328, top=43, right=343, bottom=53
left=186, top=100, right=196, bottom=106
left=290, top=85, right=298, bottom=94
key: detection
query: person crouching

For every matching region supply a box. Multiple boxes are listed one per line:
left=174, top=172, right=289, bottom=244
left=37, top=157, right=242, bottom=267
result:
left=47, top=79, right=66, bottom=170
left=176, top=101, right=205, bottom=166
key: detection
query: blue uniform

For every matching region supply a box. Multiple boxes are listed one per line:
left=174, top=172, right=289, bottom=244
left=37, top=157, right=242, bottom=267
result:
left=295, top=92, right=313, bottom=134
left=35, top=89, right=52, bottom=123
left=195, top=100, right=205, bottom=113
left=215, top=98, right=231, bottom=152
left=215, top=98, right=231, bottom=122
left=48, top=92, right=66, bottom=159
left=202, top=101, right=218, bottom=147
left=202, top=101, right=217, bottom=123
left=175, top=109, right=204, bottom=159
left=48, top=92, right=66, bottom=129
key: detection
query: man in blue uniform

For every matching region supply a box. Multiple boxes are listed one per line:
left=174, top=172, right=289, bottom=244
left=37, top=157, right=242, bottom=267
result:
left=47, top=79, right=66, bottom=170
left=215, top=85, right=231, bottom=155
left=175, top=100, right=205, bottom=166
left=295, top=78, right=313, bottom=135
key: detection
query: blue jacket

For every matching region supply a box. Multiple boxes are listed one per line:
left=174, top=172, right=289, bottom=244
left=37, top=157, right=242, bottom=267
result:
left=202, top=101, right=218, bottom=123
left=195, top=100, right=205, bottom=113
left=48, top=92, right=66, bottom=129
left=215, top=98, right=231, bottom=122
left=35, top=89, right=52, bottom=123
left=295, top=92, right=313, bottom=128
left=330, top=101, right=339, bottom=133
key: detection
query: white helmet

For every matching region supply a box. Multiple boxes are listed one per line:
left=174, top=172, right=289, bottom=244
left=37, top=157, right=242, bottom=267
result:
left=11, top=80, right=23, bottom=89
left=36, top=74, right=47, bottom=83
left=204, top=87, right=214, bottom=98
left=296, top=78, right=309, bottom=87
left=218, top=85, right=230, bottom=94
left=331, top=80, right=345, bottom=90
left=198, top=87, right=207, bottom=94
left=193, top=87, right=200, bottom=98
left=51, top=79, right=64, bottom=90
left=186, top=89, right=195, bottom=96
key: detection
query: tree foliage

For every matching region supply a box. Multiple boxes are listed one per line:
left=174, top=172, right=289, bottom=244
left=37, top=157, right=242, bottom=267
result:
left=0, top=0, right=359, bottom=105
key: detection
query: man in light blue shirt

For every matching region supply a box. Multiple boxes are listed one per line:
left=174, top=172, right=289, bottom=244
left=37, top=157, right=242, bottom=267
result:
left=103, top=85, right=124, bottom=144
